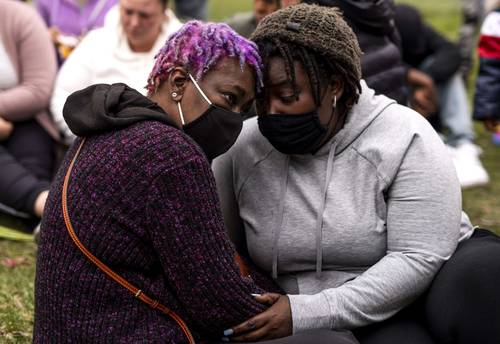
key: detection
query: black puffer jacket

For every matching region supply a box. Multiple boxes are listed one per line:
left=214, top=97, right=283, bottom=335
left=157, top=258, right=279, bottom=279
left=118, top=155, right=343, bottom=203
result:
left=473, top=9, right=500, bottom=122
left=395, top=4, right=461, bottom=84
left=303, top=0, right=408, bottom=104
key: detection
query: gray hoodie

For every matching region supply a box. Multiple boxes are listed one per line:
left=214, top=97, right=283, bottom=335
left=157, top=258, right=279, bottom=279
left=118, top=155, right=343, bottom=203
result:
left=213, top=82, right=473, bottom=333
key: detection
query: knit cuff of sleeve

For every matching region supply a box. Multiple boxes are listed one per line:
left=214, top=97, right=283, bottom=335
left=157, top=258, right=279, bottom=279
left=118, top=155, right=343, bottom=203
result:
left=288, top=292, right=333, bottom=334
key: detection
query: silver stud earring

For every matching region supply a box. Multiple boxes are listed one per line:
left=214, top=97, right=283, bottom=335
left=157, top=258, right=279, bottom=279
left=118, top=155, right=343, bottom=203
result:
left=171, top=92, right=178, bottom=98
left=333, top=95, right=337, bottom=109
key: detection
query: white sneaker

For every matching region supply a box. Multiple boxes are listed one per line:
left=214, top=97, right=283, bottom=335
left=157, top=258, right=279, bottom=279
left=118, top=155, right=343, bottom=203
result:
left=447, top=142, right=490, bottom=188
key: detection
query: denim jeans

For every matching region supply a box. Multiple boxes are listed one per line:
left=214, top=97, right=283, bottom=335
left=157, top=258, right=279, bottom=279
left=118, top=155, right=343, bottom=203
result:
left=437, top=73, right=476, bottom=146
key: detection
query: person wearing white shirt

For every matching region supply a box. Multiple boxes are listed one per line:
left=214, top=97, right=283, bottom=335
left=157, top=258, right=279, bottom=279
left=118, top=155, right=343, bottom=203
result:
left=51, top=0, right=182, bottom=144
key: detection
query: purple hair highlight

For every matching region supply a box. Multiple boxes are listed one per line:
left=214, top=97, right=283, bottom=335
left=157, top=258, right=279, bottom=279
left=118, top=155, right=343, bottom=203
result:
left=147, top=21, right=263, bottom=94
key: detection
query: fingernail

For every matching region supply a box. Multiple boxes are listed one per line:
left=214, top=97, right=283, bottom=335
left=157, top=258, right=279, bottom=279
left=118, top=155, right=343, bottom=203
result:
left=221, top=337, right=230, bottom=342
left=223, top=329, right=234, bottom=336
left=251, top=293, right=261, bottom=297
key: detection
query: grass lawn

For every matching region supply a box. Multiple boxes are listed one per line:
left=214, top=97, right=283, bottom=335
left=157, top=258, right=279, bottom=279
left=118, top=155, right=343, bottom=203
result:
left=0, top=0, right=499, bottom=342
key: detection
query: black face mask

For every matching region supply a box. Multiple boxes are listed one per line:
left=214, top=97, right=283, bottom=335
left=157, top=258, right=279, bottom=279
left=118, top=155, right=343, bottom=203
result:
left=258, top=110, right=329, bottom=155
left=179, top=74, right=243, bottom=161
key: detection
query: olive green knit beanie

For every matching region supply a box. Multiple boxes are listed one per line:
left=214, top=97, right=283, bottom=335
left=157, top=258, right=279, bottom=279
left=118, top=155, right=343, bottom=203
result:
left=251, top=3, right=363, bottom=80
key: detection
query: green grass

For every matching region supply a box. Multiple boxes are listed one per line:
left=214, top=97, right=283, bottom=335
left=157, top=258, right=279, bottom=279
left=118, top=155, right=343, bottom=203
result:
left=463, top=124, right=500, bottom=232
left=0, top=241, right=36, bottom=343
left=0, top=0, right=499, bottom=342
left=208, top=0, right=252, bottom=21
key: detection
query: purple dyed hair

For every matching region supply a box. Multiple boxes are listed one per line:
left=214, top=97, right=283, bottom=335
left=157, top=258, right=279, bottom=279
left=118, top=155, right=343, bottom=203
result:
left=147, top=21, right=263, bottom=94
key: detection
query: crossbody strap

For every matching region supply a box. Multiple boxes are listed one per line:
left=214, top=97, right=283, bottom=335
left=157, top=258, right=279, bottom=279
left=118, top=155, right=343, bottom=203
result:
left=62, top=138, right=195, bottom=344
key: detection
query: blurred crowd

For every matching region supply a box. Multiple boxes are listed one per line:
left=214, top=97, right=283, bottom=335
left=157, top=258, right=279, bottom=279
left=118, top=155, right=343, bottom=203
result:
left=0, top=0, right=499, bottom=230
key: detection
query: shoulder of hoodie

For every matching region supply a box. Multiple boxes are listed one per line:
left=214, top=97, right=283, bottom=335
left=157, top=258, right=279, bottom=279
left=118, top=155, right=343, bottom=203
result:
left=351, top=95, right=448, bottom=184
left=354, top=97, right=444, bottom=153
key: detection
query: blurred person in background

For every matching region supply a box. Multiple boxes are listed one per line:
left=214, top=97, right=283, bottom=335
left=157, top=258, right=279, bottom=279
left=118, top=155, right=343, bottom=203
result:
left=50, top=0, right=182, bottom=145
left=395, top=4, right=489, bottom=188
left=174, top=0, right=207, bottom=20
left=0, top=0, right=58, bottom=222
left=225, top=0, right=281, bottom=38
left=459, top=0, right=500, bottom=79
left=299, top=0, right=409, bottom=105
left=35, top=0, right=118, bottom=64
left=474, top=7, right=500, bottom=132
left=459, top=0, right=485, bottom=79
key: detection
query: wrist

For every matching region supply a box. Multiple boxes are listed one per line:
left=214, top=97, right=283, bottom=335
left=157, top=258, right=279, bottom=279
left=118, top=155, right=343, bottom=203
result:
left=0, top=117, right=14, bottom=141
left=288, top=293, right=333, bottom=334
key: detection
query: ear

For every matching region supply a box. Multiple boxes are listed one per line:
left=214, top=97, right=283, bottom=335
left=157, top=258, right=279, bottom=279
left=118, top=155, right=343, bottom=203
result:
left=167, top=67, right=189, bottom=102
left=329, top=77, right=344, bottom=103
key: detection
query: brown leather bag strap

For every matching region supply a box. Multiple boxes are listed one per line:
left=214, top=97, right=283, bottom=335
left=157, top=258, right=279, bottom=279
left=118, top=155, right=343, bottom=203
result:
left=62, top=138, right=195, bottom=344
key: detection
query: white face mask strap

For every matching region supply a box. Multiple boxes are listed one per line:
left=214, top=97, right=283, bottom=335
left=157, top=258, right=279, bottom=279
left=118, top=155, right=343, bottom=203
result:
left=177, top=101, right=185, bottom=126
left=188, top=73, right=212, bottom=105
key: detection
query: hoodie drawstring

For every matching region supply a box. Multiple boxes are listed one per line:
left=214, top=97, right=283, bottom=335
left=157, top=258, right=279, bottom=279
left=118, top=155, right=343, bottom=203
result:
left=315, top=142, right=337, bottom=278
left=271, top=142, right=336, bottom=280
left=271, top=156, right=290, bottom=279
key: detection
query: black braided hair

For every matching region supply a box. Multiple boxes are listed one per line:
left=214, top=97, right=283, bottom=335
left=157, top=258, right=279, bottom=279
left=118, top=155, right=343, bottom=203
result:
left=256, top=38, right=361, bottom=113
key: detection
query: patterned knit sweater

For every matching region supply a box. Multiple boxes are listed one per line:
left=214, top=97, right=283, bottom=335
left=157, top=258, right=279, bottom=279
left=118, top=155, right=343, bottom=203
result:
left=34, top=118, right=280, bottom=343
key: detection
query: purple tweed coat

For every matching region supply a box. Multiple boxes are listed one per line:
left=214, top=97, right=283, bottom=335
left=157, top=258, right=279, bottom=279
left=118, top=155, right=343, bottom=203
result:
left=34, top=119, right=280, bottom=343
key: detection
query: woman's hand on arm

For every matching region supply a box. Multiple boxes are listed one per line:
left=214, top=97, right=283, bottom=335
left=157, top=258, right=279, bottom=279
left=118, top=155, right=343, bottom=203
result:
left=146, top=152, right=275, bottom=336
left=225, top=293, right=292, bottom=342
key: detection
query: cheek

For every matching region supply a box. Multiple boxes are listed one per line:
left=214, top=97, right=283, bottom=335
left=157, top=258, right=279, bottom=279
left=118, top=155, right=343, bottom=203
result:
left=181, top=88, right=209, bottom=121
left=120, top=16, right=129, bottom=28
left=318, top=102, right=334, bottom=125
left=148, top=17, right=164, bottom=31
left=317, top=91, right=337, bottom=123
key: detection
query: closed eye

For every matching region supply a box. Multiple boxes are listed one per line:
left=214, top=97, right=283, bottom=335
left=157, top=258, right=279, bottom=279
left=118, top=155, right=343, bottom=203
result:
left=223, top=92, right=238, bottom=108
left=279, top=94, right=296, bottom=104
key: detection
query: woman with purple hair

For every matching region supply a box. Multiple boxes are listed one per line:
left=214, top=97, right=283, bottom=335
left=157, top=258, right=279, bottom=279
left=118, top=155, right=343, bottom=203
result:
left=33, top=21, right=286, bottom=343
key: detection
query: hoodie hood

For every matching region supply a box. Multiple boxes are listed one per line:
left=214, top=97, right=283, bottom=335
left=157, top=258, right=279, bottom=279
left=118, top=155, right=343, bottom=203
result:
left=303, top=0, right=397, bottom=36
left=63, top=83, right=175, bottom=137
left=315, top=80, right=396, bottom=156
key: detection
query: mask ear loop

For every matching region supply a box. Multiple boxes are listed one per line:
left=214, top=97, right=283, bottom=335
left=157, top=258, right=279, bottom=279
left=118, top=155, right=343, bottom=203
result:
left=177, top=101, right=186, bottom=126
left=172, top=91, right=186, bottom=126
left=188, top=74, right=212, bottom=105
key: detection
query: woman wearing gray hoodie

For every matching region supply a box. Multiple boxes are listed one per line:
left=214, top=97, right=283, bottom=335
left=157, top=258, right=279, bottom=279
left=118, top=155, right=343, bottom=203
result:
left=213, top=4, right=500, bottom=344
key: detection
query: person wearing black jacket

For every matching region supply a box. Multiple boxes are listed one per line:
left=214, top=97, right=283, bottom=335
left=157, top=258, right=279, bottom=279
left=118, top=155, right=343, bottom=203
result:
left=301, top=0, right=408, bottom=105
left=395, top=4, right=489, bottom=189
